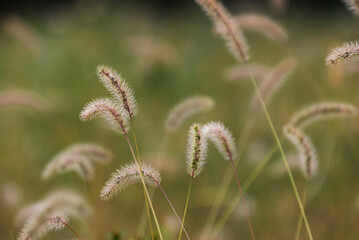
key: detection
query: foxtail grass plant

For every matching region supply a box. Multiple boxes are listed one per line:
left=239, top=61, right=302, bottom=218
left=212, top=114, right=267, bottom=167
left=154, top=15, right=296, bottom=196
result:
left=195, top=0, right=313, bottom=239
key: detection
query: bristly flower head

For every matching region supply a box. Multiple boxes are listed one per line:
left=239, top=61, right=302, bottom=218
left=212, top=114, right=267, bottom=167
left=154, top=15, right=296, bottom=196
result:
left=283, top=125, right=318, bottom=179
left=101, top=163, right=161, bottom=200
left=165, top=96, right=215, bottom=133
left=250, top=57, right=297, bottom=112
left=186, top=123, right=208, bottom=178
left=326, top=41, right=359, bottom=66
left=80, top=98, right=129, bottom=134
left=202, top=121, right=237, bottom=161
left=289, top=101, right=357, bottom=129
left=18, top=211, right=69, bottom=240
left=97, top=65, right=138, bottom=119
left=196, top=0, right=249, bottom=62
left=343, top=0, right=359, bottom=16
left=233, top=13, right=288, bottom=44
left=42, top=154, right=93, bottom=181
left=62, top=143, right=113, bottom=164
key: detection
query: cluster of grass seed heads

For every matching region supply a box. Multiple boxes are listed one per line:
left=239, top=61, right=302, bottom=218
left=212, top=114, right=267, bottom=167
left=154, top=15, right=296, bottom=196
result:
left=196, top=0, right=249, bottom=62
left=202, top=121, right=237, bottom=161
left=289, top=101, right=357, bottom=129
left=283, top=125, right=318, bottom=179
left=101, top=163, right=161, bottom=200
left=186, top=123, right=208, bottom=178
left=233, top=13, right=288, bottom=44
left=326, top=41, right=359, bottom=66
left=165, top=96, right=215, bottom=133
left=250, top=57, right=297, bottom=112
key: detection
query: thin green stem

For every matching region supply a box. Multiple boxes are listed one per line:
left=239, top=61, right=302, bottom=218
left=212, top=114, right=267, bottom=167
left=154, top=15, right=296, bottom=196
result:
left=200, top=119, right=255, bottom=239
left=178, top=178, right=193, bottom=240
left=294, top=186, right=307, bottom=240
left=211, top=144, right=278, bottom=239
left=249, top=71, right=313, bottom=240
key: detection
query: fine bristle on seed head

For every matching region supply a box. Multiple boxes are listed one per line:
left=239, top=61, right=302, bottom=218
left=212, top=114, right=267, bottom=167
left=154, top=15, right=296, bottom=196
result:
left=326, top=41, right=359, bottom=66
left=186, top=123, right=208, bottom=178
left=165, top=96, right=215, bottom=133
left=283, top=125, right=318, bottom=179
left=80, top=97, right=130, bottom=134
left=96, top=65, right=138, bottom=119
left=202, top=121, right=237, bottom=161
left=343, top=0, right=359, bottom=16
left=289, top=101, right=357, bottom=129
left=101, top=163, right=161, bottom=200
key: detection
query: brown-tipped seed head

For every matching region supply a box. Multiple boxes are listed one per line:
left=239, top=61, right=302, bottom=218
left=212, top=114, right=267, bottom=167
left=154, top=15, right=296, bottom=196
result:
left=196, top=0, right=249, bottom=62
left=101, top=163, right=161, bottom=200
left=250, top=57, right=297, bottom=112
left=283, top=125, right=317, bottom=179
left=96, top=65, right=138, bottom=119
left=202, top=121, right=237, bottom=161
left=289, top=101, right=357, bottom=129
left=186, top=123, right=208, bottom=178
left=80, top=98, right=130, bottom=134
left=343, top=0, right=359, bottom=16
left=234, top=13, right=288, bottom=44
left=326, top=41, right=359, bottom=66
left=18, top=211, right=69, bottom=240
left=165, top=96, right=215, bottom=133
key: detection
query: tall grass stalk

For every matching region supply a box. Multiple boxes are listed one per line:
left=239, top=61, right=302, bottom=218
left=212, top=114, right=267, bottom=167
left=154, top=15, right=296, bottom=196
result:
left=211, top=144, right=278, bottom=239
left=294, top=187, right=307, bottom=240
left=178, top=178, right=192, bottom=240
left=248, top=70, right=313, bottom=240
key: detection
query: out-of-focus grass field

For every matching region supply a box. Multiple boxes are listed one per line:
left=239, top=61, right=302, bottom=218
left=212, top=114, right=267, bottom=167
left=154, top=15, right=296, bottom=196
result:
left=1, top=2, right=359, bottom=239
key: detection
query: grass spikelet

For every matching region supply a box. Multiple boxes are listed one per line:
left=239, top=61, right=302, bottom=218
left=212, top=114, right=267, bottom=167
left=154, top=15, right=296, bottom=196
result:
left=186, top=123, right=208, bottom=178
left=289, top=101, right=357, bottom=129
left=15, top=190, right=91, bottom=227
left=224, top=63, right=270, bottom=82
left=96, top=65, right=138, bottom=119
left=18, top=211, right=69, bottom=240
left=64, top=143, right=113, bottom=164
left=1, top=182, right=23, bottom=208
left=326, top=41, right=359, bottom=66
left=250, top=57, right=297, bottom=112
left=196, top=0, right=249, bottom=62
left=202, top=121, right=237, bottom=161
left=101, top=163, right=161, bottom=200
left=0, top=88, right=48, bottom=112
left=233, top=13, right=288, bottom=43
left=80, top=98, right=129, bottom=134
left=165, top=96, right=215, bottom=133
left=42, top=154, right=94, bottom=181
left=283, top=125, right=318, bottom=179
left=343, top=0, right=359, bottom=16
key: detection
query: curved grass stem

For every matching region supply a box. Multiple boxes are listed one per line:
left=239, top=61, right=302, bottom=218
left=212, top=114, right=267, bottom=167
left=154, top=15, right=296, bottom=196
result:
left=294, top=186, right=307, bottom=240
left=178, top=178, right=193, bottom=240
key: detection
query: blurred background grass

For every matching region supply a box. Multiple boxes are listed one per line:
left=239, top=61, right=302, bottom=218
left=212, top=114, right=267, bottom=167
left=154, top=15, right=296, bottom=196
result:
left=1, top=1, right=359, bottom=239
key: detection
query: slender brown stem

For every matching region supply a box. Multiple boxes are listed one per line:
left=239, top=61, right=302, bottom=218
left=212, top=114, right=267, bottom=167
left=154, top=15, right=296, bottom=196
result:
left=229, top=157, right=256, bottom=240
left=60, top=220, right=81, bottom=240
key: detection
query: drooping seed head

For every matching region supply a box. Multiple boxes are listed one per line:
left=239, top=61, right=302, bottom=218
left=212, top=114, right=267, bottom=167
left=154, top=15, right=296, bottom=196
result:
left=283, top=125, right=317, bottom=179
left=96, top=65, right=138, bottom=119
left=289, top=101, right=357, bottom=129
left=250, top=57, right=297, bottom=112
left=15, top=189, right=91, bottom=227
left=202, top=121, right=237, bottom=161
left=18, top=211, right=69, bottom=240
left=326, top=41, right=359, bottom=66
left=165, top=96, right=215, bottom=133
left=1, top=182, right=23, bottom=208
left=101, top=163, right=161, bottom=200
left=80, top=98, right=129, bottom=134
left=224, top=63, right=271, bottom=82
left=233, top=13, right=288, bottom=44
left=343, top=0, right=359, bottom=16
left=64, top=143, right=113, bottom=164
left=186, top=123, right=208, bottom=178
left=42, top=153, right=93, bottom=181
left=196, top=0, right=249, bottom=62
left=0, top=88, right=48, bottom=113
